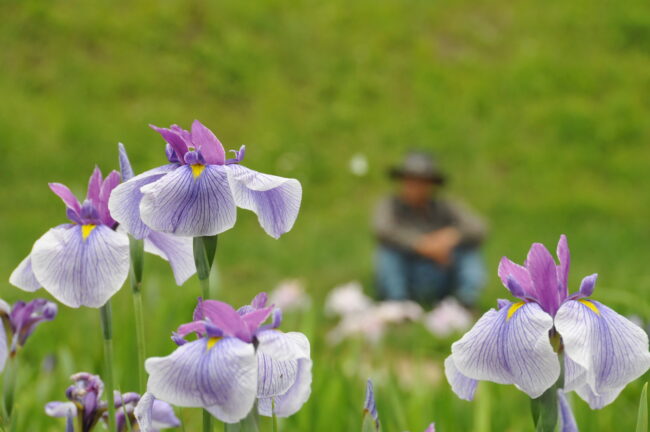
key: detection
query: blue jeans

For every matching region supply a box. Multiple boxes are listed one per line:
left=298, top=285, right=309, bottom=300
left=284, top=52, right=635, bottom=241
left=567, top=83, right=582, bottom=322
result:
left=375, top=245, right=485, bottom=306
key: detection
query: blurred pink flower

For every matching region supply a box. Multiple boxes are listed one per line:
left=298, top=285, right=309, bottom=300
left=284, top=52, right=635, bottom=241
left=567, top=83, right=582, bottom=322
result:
left=423, top=298, right=473, bottom=337
left=325, top=281, right=373, bottom=317
left=270, top=279, right=311, bottom=312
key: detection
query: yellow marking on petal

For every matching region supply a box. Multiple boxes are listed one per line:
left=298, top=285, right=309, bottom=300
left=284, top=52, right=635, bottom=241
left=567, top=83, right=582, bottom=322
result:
left=506, top=301, right=525, bottom=321
left=578, top=299, right=600, bottom=315
left=191, top=164, right=205, bottom=179
left=206, top=337, right=221, bottom=351
left=81, top=224, right=96, bottom=241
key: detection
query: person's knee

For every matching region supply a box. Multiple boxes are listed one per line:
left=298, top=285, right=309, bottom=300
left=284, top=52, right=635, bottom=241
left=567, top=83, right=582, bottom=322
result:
left=375, top=246, right=410, bottom=300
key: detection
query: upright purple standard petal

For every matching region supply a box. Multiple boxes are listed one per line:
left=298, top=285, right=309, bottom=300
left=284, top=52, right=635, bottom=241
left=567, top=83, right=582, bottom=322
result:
left=118, top=143, right=135, bottom=181
left=555, top=299, right=650, bottom=409
left=145, top=337, right=257, bottom=423
left=30, top=224, right=130, bottom=308
left=255, top=330, right=312, bottom=417
left=87, top=166, right=103, bottom=206
left=98, top=170, right=121, bottom=226
left=9, top=256, right=41, bottom=292
left=140, top=165, right=237, bottom=237
left=526, top=243, right=561, bottom=315
left=49, top=183, right=82, bottom=214
left=190, top=120, right=226, bottom=165
left=497, top=257, right=536, bottom=299
left=449, top=301, right=560, bottom=398
left=443, top=356, right=478, bottom=401
left=557, top=390, right=579, bottom=432
left=226, top=165, right=302, bottom=239
left=556, top=235, right=570, bottom=298
left=144, top=231, right=196, bottom=285
left=150, top=125, right=189, bottom=162
left=108, top=165, right=177, bottom=239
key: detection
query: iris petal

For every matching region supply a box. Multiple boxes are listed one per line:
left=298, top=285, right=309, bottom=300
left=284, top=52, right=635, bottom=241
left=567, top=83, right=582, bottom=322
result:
left=555, top=299, right=650, bottom=409
left=30, top=224, right=130, bottom=308
left=226, top=165, right=301, bottom=239
left=526, top=243, right=561, bottom=315
left=450, top=301, right=559, bottom=398
left=108, top=165, right=176, bottom=239
left=256, top=331, right=312, bottom=417
left=135, top=392, right=180, bottom=432
left=145, top=338, right=257, bottom=423
left=191, top=120, right=226, bottom=165
left=444, top=356, right=478, bottom=401
left=140, top=165, right=236, bottom=237
left=0, top=319, right=6, bottom=372
left=497, top=257, right=535, bottom=299
left=9, top=255, right=41, bottom=292
left=557, top=390, right=578, bottom=432
left=144, top=231, right=196, bottom=285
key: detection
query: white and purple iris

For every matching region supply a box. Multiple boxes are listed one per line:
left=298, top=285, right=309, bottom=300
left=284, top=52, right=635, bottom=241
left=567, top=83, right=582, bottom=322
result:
left=144, top=293, right=312, bottom=423
left=45, top=372, right=179, bottom=432
left=10, top=159, right=195, bottom=308
left=0, top=298, right=57, bottom=371
left=445, top=235, right=650, bottom=409
left=108, top=120, right=302, bottom=239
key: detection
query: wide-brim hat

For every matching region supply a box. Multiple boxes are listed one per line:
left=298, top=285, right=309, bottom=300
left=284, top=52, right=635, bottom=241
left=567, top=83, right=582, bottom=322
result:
left=389, top=151, right=445, bottom=184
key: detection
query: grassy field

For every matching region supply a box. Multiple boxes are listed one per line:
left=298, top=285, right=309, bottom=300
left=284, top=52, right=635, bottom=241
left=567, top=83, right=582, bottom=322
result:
left=1, top=0, right=650, bottom=430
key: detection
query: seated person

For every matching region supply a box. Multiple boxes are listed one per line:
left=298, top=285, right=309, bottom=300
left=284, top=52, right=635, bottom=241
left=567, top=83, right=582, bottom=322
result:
left=373, top=151, right=487, bottom=307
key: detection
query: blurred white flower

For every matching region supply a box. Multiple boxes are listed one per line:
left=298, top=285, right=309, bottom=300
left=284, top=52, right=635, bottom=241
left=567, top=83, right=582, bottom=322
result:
left=375, top=301, right=423, bottom=323
left=325, top=281, right=373, bottom=317
left=327, top=310, right=386, bottom=345
left=349, top=153, right=369, bottom=176
left=270, top=279, right=311, bottom=311
left=423, top=297, right=473, bottom=337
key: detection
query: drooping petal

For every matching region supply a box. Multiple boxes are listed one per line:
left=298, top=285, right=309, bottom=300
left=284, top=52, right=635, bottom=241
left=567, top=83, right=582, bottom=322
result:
left=443, top=356, right=478, bottom=401
left=145, top=337, right=257, bottom=424
left=144, top=231, right=196, bottom=285
left=140, top=165, right=237, bottom=237
left=556, top=235, right=570, bottom=299
left=527, top=243, right=561, bottom=315
left=497, top=257, right=535, bottom=299
left=191, top=120, right=225, bottom=165
left=555, top=299, right=650, bottom=409
left=450, top=301, right=559, bottom=398
left=45, top=401, right=78, bottom=418
left=108, top=165, right=176, bottom=239
left=48, top=183, right=81, bottom=214
left=226, top=165, right=302, bottom=239
left=150, top=125, right=189, bottom=162
left=9, top=255, right=41, bottom=292
left=256, top=331, right=311, bottom=417
left=30, top=224, right=130, bottom=308
left=135, top=392, right=180, bottom=432
left=557, top=390, right=578, bottom=432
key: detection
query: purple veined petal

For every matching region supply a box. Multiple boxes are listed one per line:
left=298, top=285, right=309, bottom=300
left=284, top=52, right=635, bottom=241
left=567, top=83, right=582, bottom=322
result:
left=87, top=166, right=103, bottom=205
left=118, top=143, right=135, bottom=181
left=556, top=235, right=570, bottom=300
left=555, top=299, right=650, bottom=409
left=45, top=401, right=78, bottom=418
left=198, top=300, right=251, bottom=341
left=135, top=392, right=181, bottom=432
left=190, top=120, right=226, bottom=165
left=98, top=170, right=121, bottom=226
left=145, top=337, right=257, bottom=424
left=226, top=165, right=302, bottom=239
left=9, top=255, right=42, bottom=292
left=140, top=164, right=237, bottom=237
left=255, top=331, right=311, bottom=418
left=144, top=231, right=196, bottom=285
left=0, top=318, right=6, bottom=372
left=563, top=355, right=587, bottom=394
left=497, top=257, right=536, bottom=299
left=577, top=274, right=597, bottom=298
left=176, top=321, right=208, bottom=339
left=48, top=183, right=81, bottom=214
left=359, top=379, right=380, bottom=431
left=450, top=301, right=559, bottom=398
left=150, top=125, right=189, bottom=162
left=444, top=356, right=478, bottom=401
left=573, top=383, right=623, bottom=411
left=108, top=164, right=177, bottom=239
left=526, top=243, right=561, bottom=316
left=557, top=390, right=578, bottom=432
left=251, top=292, right=268, bottom=309
left=30, top=224, right=130, bottom=308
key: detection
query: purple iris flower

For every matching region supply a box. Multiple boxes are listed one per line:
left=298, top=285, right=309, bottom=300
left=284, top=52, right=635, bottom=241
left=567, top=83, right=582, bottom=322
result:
left=445, top=235, right=650, bottom=409
left=0, top=298, right=57, bottom=370
left=134, top=392, right=183, bottom=432
left=108, top=120, right=302, bottom=239
left=144, top=293, right=312, bottom=423
left=45, top=372, right=179, bottom=432
left=10, top=159, right=196, bottom=307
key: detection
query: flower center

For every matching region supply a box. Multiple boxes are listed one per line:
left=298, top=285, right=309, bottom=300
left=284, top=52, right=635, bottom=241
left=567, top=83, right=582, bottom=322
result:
left=81, top=224, right=96, bottom=241
left=191, top=164, right=205, bottom=179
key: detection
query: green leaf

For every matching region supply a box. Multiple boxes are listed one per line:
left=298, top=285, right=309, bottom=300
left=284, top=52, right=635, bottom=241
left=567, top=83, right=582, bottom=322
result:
left=531, top=386, right=558, bottom=432
left=636, top=382, right=648, bottom=432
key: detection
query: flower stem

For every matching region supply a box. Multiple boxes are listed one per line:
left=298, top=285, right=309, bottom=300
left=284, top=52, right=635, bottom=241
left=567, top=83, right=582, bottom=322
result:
left=272, top=399, right=278, bottom=432
left=1, top=357, right=17, bottom=430
left=100, top=302, right=117, bottom=432
left=193, top=235, right=219, bottom=432
left=129, top=236, right=147, bottom=393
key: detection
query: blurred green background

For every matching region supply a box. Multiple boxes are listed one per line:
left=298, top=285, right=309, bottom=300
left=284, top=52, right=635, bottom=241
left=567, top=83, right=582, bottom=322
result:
left=1, top=0, right=650, bottom=430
